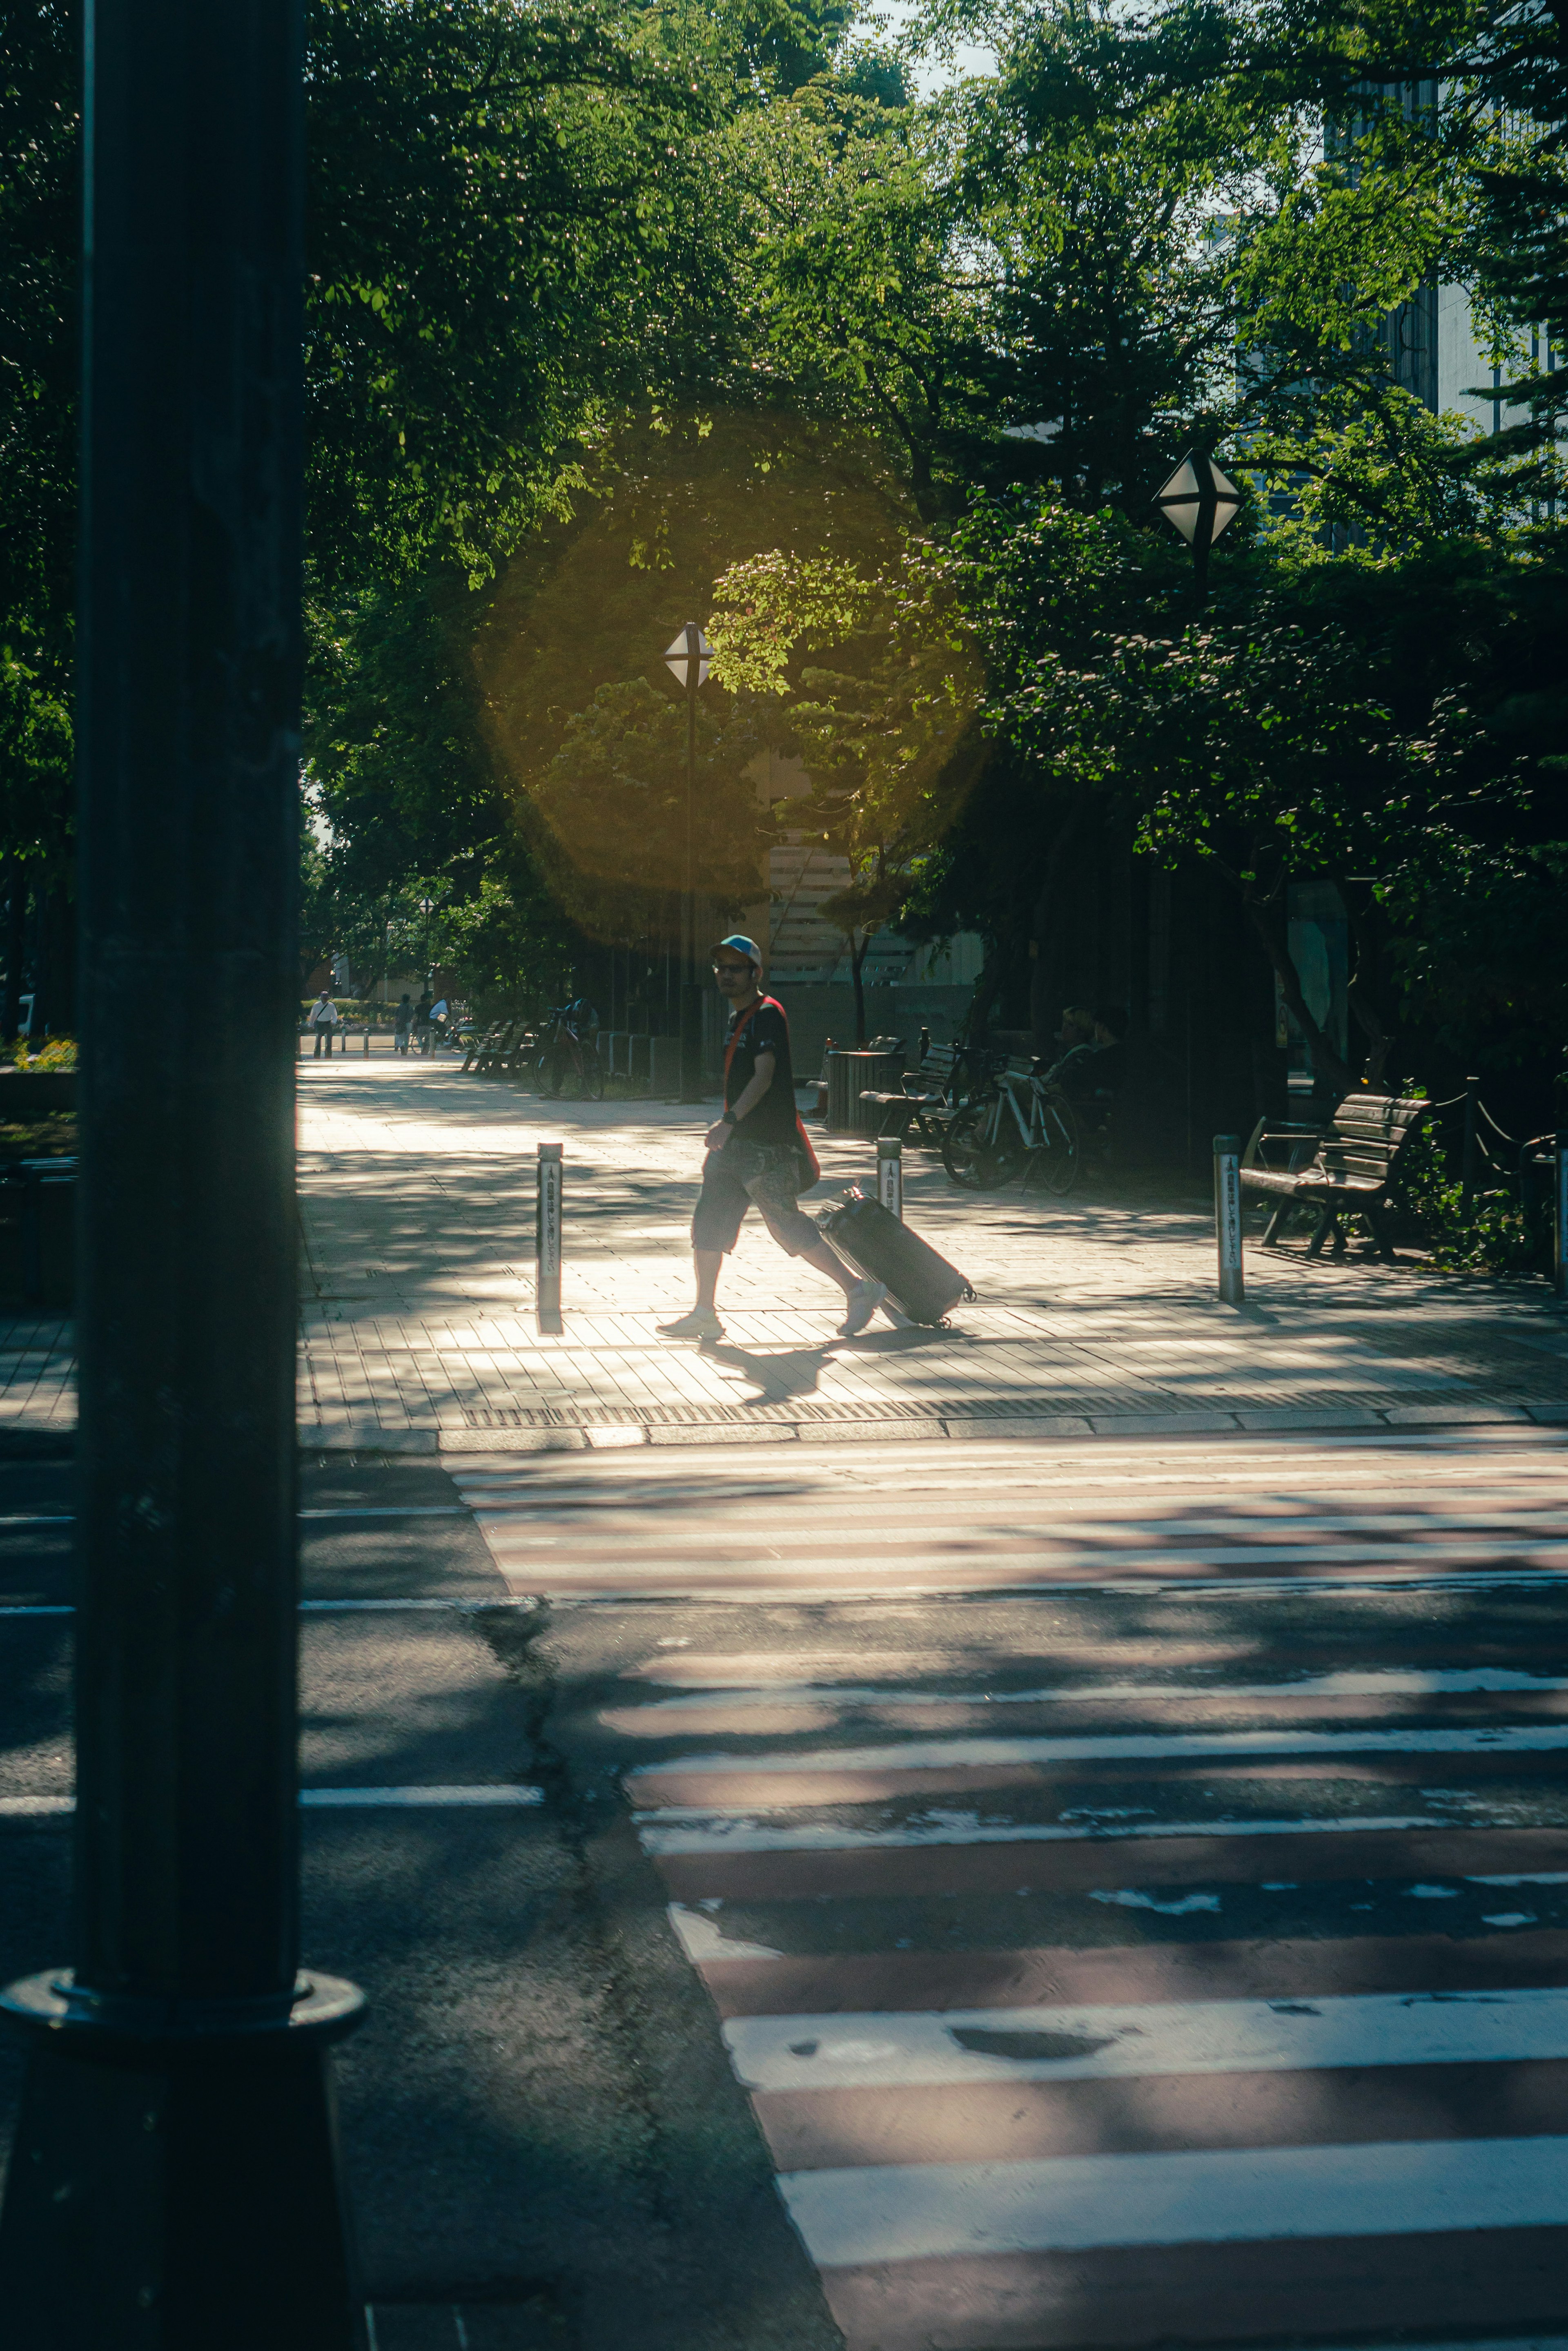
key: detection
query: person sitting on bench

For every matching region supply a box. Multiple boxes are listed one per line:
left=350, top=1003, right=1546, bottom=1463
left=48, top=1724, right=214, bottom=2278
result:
left=1040, top=1004, right=1127, bottom=1103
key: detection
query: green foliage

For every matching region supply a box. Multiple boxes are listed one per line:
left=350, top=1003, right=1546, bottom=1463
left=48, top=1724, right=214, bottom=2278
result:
left=0, top=0, right=78, bottom=879
left=956, top=2, right=1304, bottom=513
left=9, top=1033, right=75, bottom=1070
left=305, top=0, right=720, bottom=593
left=527, top=676, right=768, bottom=943
left=1392, top=1115, right=1548, bottom=1276
left=733, top=82, right=991, bottom=517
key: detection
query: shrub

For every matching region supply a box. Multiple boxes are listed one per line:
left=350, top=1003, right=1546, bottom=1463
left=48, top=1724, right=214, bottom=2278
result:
left=8, top=1036, right=77, bottom=1072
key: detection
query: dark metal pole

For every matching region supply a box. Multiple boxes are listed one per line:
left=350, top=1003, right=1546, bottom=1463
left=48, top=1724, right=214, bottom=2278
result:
left=679, top=622, right=704, bottom=1103
left=1191, top=452, right=1216, bottom=607
left=0, top=0, right=366, bottom=2338
left=1462, top=1074, right=1480, bottom=1218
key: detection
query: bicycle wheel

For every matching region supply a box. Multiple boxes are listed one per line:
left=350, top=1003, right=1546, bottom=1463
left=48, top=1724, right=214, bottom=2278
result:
left=581, top=1047, right=605, bottom=1102
left=943, top=1103, right=1019, bottom=1191
left=1032, top=1093, right=1082, bottom=1196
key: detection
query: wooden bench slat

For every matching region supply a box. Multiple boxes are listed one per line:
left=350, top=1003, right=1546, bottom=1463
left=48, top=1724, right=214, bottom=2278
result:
left=1240, top=1089, right=1430, bottom=1262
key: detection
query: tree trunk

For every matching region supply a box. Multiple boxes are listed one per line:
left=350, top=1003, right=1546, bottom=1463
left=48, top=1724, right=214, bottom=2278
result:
left=1241, top=890, right=1359, bottom=1100
left=962, top=942, right=1006, bottom=1046
left=1027, top=790, right=1091, bottom=1051
left=2, top=863, right=25, bottom=1042
left=1340, top=883, right=1395, bottom=1091
left=849, top=930, right=868, bottom=1045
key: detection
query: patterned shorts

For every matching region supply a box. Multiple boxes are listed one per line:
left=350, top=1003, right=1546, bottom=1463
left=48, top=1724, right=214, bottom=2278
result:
left=691, top=1137, right=820, bottom=1258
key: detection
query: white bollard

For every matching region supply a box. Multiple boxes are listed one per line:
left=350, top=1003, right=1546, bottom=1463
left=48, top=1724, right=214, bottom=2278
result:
left=536, top=1140, right=563, bottom=1334
left=877, top=1135, right=904, bottom=1220
left=1214, top=1133, right=1244, bottom=1306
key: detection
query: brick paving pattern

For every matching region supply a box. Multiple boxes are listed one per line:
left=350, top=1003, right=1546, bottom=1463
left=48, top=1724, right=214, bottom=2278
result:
left=6, top=1052, right=1568, bottom=1447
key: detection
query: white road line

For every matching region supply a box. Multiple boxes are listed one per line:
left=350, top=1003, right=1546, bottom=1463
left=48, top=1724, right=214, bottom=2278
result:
left=724, top=1987, right=1568, bottom=2092
left=488, top=1573, right=1568, bottom=1608
left=0, top=1787, right=544, bottom=1817
left=475, top=1534, right=1568, bottom=1572
left=0, top=1599, right=531, bottom=1619
left=298, top=1785, right=543, bottom=1808
left=628, top=1726, right=1568, bottom=1778
left=780, top=2136, right=1568, bottom=2267
left=0, top=1509, right=470, bottom=1525
left=667, top=1905, right=785, bottom=1963
left=300, top=1506, right=470, bottom=1519
left=634, top=1811, right=1446, bottom=1857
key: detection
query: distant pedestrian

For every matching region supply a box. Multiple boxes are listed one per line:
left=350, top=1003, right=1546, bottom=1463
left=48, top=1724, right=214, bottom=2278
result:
left=657, top=935, right=887, bottom=1344
left=393, top=994, right=414, bottom=1055
left=415, top=988, right=434, bottom=1055
left=310, top=990, right=339, bottom=1057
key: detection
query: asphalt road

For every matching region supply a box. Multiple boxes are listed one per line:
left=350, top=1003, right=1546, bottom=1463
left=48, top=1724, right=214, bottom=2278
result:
left=4, top=1426, right=1568, bottom=2350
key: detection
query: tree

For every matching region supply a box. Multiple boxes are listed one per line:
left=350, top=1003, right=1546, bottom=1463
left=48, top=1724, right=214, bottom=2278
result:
left=0, top=0, right=80, bottom=999
left=526, top=674, right=769, bottom=953
left=710, top=544, right=986, bottom=1037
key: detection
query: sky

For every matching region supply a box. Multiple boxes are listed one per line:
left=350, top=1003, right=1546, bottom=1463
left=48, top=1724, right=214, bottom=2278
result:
left=866, top=0, right=999, bottom=92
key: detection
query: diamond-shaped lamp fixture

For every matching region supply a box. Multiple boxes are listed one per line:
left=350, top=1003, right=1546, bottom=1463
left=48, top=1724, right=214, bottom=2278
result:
left=1152, top=451, right=1243, bottom=546
left=664, top=625, right=713, bottom=689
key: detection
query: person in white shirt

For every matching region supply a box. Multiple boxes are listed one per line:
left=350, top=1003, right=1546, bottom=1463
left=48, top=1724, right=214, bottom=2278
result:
left=310, top=990, right=339, bottom=1057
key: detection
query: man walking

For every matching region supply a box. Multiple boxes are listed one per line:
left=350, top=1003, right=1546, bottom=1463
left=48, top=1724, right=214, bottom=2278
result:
left=309, top=988, right=339, bottom=1057
left=657, top=935, right=885, bottom=1343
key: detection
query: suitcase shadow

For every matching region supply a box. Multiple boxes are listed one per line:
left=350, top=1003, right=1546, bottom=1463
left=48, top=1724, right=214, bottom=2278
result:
left=707, top=1342, right=835, bottom=1401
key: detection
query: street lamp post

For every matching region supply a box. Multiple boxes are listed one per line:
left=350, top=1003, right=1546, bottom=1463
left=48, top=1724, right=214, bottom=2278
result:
left=0, top=0, right=365, bottom=2340
left=1152, top=449, right=1243, bottom=602
left=664, top=624, right=712, bottom=1104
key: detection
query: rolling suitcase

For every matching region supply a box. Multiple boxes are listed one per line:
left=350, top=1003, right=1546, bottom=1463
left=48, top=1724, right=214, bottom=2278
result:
left=818, top=1187, right=973, bottom=1325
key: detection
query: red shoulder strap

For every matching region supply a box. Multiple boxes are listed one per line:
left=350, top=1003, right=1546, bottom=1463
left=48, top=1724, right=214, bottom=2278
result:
left=722, top=996, right=783, bottom=1078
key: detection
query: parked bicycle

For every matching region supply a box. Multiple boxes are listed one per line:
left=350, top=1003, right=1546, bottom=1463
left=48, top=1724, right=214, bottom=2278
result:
left=942, top=1061, right=1082, bottom=1195
left=531, top=1004, right=604, bottom=1101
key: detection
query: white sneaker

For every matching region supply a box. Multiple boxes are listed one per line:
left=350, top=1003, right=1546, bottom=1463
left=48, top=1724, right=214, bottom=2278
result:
left=657, top=1308, right=724, bottom=1341
left=837, top=1278, right=887, bottom=1337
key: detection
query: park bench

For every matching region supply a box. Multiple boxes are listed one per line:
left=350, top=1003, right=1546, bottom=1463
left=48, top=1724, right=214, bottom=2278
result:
left=1241, top=1091, right=1427, bottom=1261
left=860, top=1041, right=982, bottom=1146
left=463, top=1019, right=519, bottom=1074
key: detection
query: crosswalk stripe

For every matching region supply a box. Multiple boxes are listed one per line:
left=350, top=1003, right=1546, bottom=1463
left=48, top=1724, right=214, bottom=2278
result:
left=677, top=1928, right=1568, bottom=2019
left=629, top=1724, right=1568, bottom=1777
left=722, top=1986, right=1568, bottom=2090
left=651, top=1824, right=1568, bottom=1900
left=606, top=1667, right=1568, bottom=1724
left=480, top=1424, right=1568, bottom=2346
left=780, top=2136, right=1568, bottom=2267
left=638, top=1812, right=1451, bottom=1857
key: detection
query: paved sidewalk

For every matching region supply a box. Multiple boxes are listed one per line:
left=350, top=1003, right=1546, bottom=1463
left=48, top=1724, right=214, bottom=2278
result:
left=294, top=1064, right=1568, bottom=1451
left=6, top=1056, right=1568, bottom=1450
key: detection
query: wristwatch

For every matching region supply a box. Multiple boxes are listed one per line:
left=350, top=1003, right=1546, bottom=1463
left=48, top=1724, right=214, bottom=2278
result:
left=720, top=1110, right=737, bottom=1126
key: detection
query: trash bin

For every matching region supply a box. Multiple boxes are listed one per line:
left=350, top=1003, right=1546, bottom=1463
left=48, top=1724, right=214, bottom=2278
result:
left=826, top=1047, right=903, bottom=1135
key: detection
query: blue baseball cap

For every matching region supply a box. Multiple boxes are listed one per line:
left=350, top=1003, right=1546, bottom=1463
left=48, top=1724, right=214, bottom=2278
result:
left=710, top=934, right=762, bottom=968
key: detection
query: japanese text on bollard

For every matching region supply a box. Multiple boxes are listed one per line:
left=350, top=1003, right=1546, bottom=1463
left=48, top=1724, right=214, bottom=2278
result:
left=877, top=1135, right=904, bottom=1220
left=537, top=1141, right=563, bottom=1334
left=1214, top=1133, right=1244, bottom=1306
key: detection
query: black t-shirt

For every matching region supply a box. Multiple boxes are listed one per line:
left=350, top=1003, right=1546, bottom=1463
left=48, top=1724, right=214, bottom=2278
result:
left=724, top=997, right=797, bottom=1145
